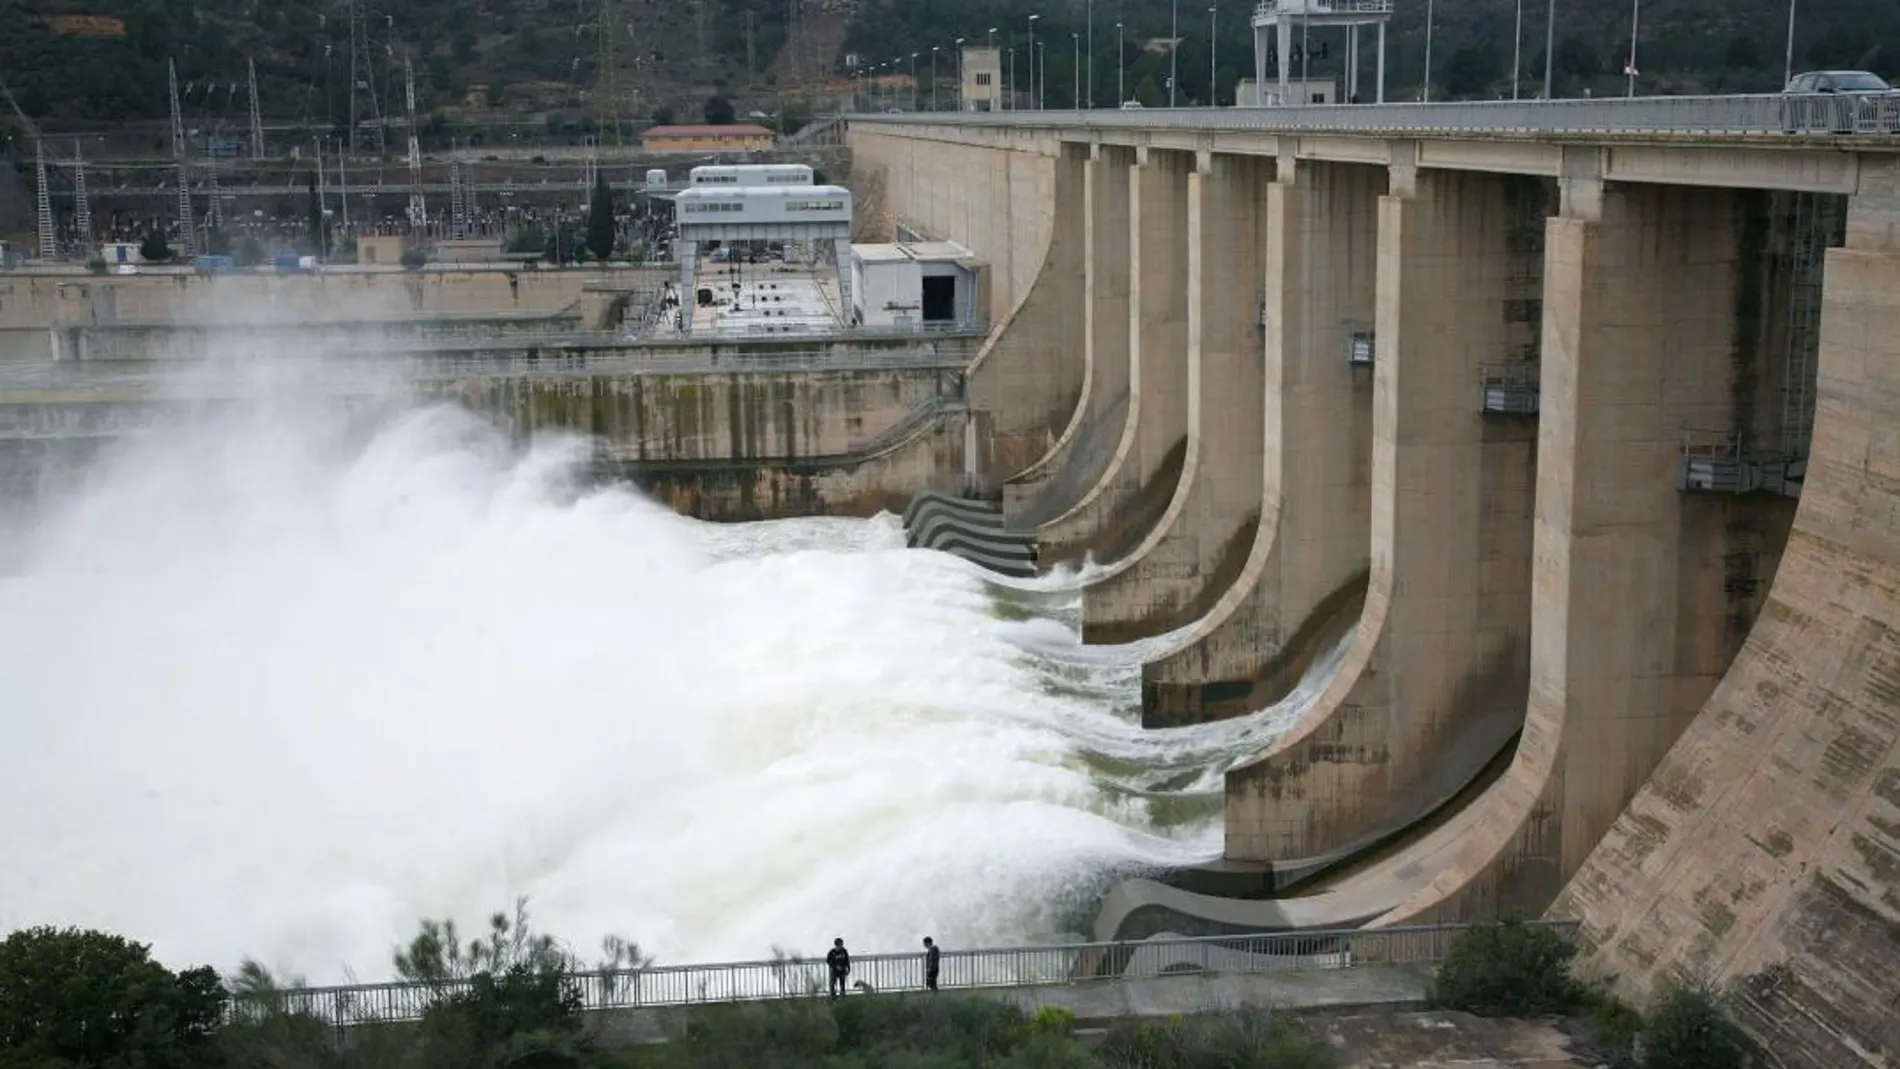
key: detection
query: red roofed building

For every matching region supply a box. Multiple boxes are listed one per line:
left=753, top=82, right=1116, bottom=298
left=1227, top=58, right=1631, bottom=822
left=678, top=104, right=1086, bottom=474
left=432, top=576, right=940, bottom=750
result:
left=641, top=123, right=778, bottom=153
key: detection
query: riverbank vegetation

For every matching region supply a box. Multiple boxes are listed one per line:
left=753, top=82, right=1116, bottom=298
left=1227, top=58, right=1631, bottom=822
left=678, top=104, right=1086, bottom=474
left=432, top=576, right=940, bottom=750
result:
left=1, top=907, right=1753, bottom=1069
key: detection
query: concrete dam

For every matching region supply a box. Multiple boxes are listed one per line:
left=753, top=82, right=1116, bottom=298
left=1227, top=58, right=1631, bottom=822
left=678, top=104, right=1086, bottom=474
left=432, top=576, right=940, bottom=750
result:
left=0, top=108, right=1893, bottom=1068
left=850, top=106, right=1900, bottom=1066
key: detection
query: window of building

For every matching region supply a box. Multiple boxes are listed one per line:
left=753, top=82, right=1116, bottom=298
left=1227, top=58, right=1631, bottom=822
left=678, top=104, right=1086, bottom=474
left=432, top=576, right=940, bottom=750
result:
left=975, top=72, right=992, bottom=86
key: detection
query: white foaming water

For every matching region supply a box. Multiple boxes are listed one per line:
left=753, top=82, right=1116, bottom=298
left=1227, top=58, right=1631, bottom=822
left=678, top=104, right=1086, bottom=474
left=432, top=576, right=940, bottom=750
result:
left=0, top=380, right=1322, bottom=984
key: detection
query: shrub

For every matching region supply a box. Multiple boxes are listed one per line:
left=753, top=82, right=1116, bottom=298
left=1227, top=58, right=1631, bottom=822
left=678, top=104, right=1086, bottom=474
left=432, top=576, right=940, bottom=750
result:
left=1027, top=1005, right=1077, bottom=1036
left=1638, top=982, right=1750, bottom=1069
left=1429, top=919, right=1585, bottom=1017
left=400, top=247, right=428, bottom=270
left=85, top=257, right=107, bottom=274
left=1097, top=1010, right=1338, bottom=1069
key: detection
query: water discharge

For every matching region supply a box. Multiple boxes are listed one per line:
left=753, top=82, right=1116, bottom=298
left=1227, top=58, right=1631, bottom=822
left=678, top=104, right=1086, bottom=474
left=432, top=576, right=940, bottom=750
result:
left=0, top=374, right=1319, bottom=984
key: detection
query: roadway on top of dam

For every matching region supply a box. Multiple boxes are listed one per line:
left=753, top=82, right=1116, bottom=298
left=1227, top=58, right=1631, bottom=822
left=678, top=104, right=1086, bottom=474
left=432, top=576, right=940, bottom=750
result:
left=854, top=92, right=1900, bottom=144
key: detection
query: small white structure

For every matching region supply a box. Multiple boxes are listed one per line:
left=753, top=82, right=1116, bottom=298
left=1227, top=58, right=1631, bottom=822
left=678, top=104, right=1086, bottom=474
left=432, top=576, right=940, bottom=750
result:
left=101, top=241, right=142, bottom=265
left=960, top=46, right=1004, bottom=111
left=689, top=164, right=815, bottom=187
left=1251, top=0, right=1392, bottom=106
left=850, top=241, right=980, bottom=329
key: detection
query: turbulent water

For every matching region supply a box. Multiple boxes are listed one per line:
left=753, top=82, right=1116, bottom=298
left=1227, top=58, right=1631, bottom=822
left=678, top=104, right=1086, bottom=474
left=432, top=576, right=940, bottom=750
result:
left=0, top=370, right=1323, bottom=985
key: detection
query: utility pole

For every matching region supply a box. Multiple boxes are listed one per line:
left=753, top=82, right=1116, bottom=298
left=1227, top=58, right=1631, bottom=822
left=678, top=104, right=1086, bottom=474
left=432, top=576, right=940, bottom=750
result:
left=169, top=58, right=197, bottom=258
left=248, top=58, right=265, bottom=157
left=404, top=54, right=425, bottom=230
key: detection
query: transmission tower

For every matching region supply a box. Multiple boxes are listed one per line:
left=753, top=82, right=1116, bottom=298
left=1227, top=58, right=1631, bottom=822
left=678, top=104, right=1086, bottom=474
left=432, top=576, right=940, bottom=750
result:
left=169, top=58, right=198, bottom=258
left=247, top=58, right=265, bottom=157
left=597, top=0, right=617, bottom=144
left=404, top=54, right=425, bottom=228
left=72, top=142, right=91, bottom=250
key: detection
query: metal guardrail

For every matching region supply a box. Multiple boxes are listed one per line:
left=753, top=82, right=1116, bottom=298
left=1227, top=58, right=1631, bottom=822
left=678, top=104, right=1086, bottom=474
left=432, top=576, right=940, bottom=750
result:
left=243, top=921, right=1577, bottom=1027
left=851, top=93, right=1900, bottom=138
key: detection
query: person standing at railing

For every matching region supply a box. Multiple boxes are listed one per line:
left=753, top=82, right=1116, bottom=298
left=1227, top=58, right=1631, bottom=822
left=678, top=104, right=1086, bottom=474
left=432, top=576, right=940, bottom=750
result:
left=826, top=938, right=851, bottom=998
left=922, top=937, right=941, bottom=992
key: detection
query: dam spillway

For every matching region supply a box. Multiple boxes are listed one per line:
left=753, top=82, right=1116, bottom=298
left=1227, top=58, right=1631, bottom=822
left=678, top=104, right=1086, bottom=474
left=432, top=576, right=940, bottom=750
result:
left=0, top=383, right=1317, bottom=981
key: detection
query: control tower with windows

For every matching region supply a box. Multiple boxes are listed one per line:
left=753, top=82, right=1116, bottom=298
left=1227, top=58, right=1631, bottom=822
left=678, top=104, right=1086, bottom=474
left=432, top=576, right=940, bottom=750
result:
left=1251, top=0, right=1394, bottom=105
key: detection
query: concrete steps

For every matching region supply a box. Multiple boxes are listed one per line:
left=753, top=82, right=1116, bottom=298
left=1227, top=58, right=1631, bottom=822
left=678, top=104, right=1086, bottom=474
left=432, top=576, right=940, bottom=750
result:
left=902, top=492, right=1038, bottom=579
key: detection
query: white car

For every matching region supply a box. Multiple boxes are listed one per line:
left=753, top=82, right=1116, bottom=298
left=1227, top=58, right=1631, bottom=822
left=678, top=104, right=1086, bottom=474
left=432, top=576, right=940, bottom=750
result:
left=1120, top=100, right=1144, bottom=109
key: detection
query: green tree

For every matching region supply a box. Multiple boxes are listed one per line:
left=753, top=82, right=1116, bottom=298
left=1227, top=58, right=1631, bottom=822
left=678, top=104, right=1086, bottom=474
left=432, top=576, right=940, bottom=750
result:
left=651, top=104, right=677, bottom=125
left=1639, top=982, right=1751, bottom=1069
left=703, top=94, right=736, bottom=124
left=1429, top=919, right=1585, bottom=1017
left=586, top=172, right=616, bottom=262
left=0, top=926, right=225, bottom=1068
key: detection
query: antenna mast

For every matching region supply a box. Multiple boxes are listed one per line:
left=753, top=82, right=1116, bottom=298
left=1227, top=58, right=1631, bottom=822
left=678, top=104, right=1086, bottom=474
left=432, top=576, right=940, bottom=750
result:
left=169, top=58, right=198, bottom=258
left=248, top=58, right=265, bottom=157
left=404, top=53, right=425, bottom=229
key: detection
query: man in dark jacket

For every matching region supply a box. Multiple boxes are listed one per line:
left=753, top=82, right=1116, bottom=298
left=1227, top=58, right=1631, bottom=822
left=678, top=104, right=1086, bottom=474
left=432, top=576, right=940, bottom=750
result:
left=826, top=938, right=851, bottom=998
left=922, top=936, right=941, bottom=992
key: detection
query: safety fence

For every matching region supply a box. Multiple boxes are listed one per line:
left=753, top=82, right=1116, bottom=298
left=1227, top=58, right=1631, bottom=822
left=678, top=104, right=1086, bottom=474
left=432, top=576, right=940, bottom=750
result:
left=852, top=92, right=1900, bottom=138
left=241, top=920, right=1578, bottom=1028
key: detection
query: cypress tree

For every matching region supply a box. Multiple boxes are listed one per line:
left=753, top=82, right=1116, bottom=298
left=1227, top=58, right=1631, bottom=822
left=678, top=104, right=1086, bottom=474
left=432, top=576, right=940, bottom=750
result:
left=586, top=172, right=616, bottom=263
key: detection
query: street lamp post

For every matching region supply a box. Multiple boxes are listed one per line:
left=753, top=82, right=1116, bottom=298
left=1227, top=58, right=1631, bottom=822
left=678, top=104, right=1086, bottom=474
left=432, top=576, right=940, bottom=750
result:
left=1086, top=0, right=1095, bottom=108
left=1209, top=4, right=1217, bottom=107
left=1625, top=0, right=1640, bottom=97
left=955, top=38, right=966, bottom=111
left=1007, top=48, right=1015, bottom=109
left=1116, top=21, right=1125, bottom=105
left=1423, top=0, right=1435, bottom=102
left=931, top=46, right=940, bottom=111
left=1544, top=0, right=1556, bottom=98
left=1783, top=0, right=1798, bottom=88
left=909, top=52, right=919, bottom=110
left=1511, top=0, right=1522, bottom=99
left=1028, top=14, right=1040, bottom=109
left=1170, top=0, right=1179, bottom=106
left=1073, top=33, right=1081, bottom=110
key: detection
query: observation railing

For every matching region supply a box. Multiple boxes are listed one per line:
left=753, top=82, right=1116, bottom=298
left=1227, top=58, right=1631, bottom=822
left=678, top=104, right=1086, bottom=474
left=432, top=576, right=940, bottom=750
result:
left=851, top=93, right=1900, bottom=138
left=243, top=920, right=1578, bottom=1028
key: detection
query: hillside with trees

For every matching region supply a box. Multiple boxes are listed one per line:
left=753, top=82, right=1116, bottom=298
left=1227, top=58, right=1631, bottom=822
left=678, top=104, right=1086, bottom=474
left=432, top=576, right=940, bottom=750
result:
left=1, top=0, right=1899, bottom=129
